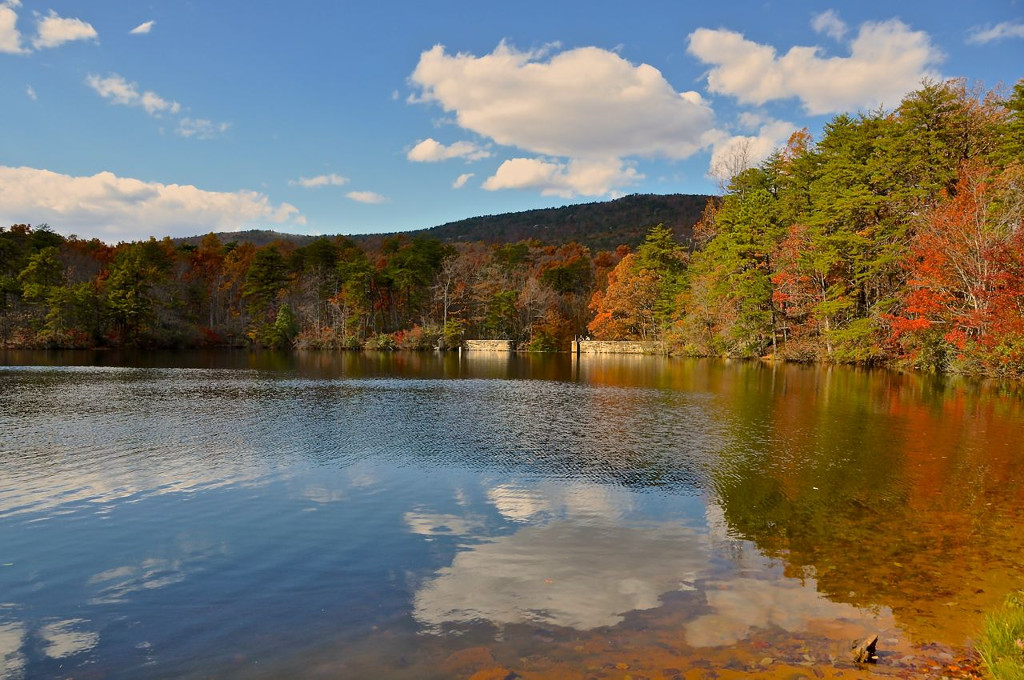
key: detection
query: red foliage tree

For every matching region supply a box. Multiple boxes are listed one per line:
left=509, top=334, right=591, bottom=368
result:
left=890, top=162, right=1024, bottom=374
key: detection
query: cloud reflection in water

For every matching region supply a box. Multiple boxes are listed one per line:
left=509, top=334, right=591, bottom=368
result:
left=0, top=622, right=26, bottom=680
left=38, top=618, right=99, bottom=659
left=0, top=617, right=100, bottom=680
left=413, top=482, right=892, bottom=644
left=414, top=518, right=707, bottom=630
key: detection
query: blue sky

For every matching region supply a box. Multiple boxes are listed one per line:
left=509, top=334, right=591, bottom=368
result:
left=1, top=0, right=1021, bottom=242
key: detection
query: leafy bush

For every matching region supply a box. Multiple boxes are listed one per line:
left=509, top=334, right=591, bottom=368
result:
left=527, top=329, right=559, bottom=352
left=979, top=590, right=1024, bottom=680
left=364, top=333, right=397, bottom=351
left=441, top=319, right=464, bottom=351
left=394, top=324, right=441, bottom=350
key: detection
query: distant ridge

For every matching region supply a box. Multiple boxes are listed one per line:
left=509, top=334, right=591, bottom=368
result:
left=174, top=193, right=713, bottom=251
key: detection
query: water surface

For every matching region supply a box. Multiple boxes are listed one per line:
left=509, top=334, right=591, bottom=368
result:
left=1, top=350, right=1022, bottom=679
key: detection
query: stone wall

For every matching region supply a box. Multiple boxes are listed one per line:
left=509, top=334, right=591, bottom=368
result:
left=573, top=340, right=664, bottom=354
left=463, top=339, right=515, bottom=352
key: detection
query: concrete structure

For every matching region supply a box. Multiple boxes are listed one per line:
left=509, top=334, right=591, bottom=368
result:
left=463, top=339, right=515, bottom=352
left=572, top=340, right=664, bottom=355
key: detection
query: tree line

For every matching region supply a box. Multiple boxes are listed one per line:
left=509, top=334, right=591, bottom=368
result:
left=2, top=79, right=1022, bottom=377
left=0, top=222, right=602, bottom=353
left=591, top=79, right=1024, bottom=378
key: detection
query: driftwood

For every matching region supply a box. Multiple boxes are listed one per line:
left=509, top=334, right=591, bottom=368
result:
left=852, top=634, right=879, bottom=663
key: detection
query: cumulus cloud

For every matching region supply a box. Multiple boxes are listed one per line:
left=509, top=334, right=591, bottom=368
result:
left=482, top=157, right=642, bottom=198
left=289, top=173, right=349, bottom=188
left=967, top=21, right=1024, bottom=44
left=811, top=10, right=847, bottom=41
left=687, top=18, right=943, bottom=115
left=0, top=165, right=304, bottom=242
left=410, top=42, right=714, bottom=161
left=409, top=42, right=713, bottom=197
left=176, top=117, right=230, bottom=139
left=707, top=116, right=796, bottom=183
left=129, top=20, right=154, bottom=35
left=0, top=2, right=27, bottom=54
left=33, top=10, right=97, bottom=50
left=407, top=138, right=490, bottom=162
left=86, top=73, right=181, bottom=116
left=346, top=190, right=387, bottom=204
left=452, top=172, right=474, bottom=189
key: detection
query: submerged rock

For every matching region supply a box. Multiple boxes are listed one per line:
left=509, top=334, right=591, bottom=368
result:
left=851, top=635, right=879, bottom=664
left=468, top=666, right=518, bottom=680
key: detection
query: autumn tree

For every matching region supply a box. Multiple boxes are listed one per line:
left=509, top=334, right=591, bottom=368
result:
left=890, top=162, right=1024, bottom=375
left=588, top=225, right=685, bottom=341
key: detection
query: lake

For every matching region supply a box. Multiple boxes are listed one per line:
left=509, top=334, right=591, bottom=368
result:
left=1, top=350, right=1023, bottom=679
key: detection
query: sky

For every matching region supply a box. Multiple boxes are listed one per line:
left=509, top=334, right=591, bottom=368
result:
left=1, top=0, right=1022, bottom=243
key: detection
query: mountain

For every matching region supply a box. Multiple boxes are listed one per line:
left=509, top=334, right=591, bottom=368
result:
left=174, top=193, right=714, bottom=252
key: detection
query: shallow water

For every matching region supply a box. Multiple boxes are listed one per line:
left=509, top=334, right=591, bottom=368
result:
left=1, top=350, right=1022, bottom=679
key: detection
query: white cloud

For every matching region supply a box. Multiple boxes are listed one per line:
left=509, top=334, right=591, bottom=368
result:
left=482, top=157, right=642, bottom=198
left=141, top=91, right=179, bottom=116
left=707, top=117, right=796, bottom=182
left=176, top=117, right=230, bottom=140
left=967, top=21, right=1024, bottom=44
left=452, top=172, right=474, bottom=189
left=0, top=3, right=26, bottom=54
left=811, top=10, right=847, bottom=41
left=0, top=165, right=304, bottom=242
left=86, top=73, right=181, bottom=116
left=129, top=20, right=154, bottom=35
left=86, top=74, right=228, bottom=139
left=346, top=190, right=387, bottom=204
left=407, top=138, right=491, bottom=162
left=33, top=10, right=97, bottom=50
left=687, top=19, right=943, bottom=115
left=26, top=84, right=36, bottom=100
left=410, top=42, right=714, bottom=161
left=289, top=173, right=349, bottom=188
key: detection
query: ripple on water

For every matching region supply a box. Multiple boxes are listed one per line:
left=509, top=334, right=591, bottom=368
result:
left=1, top=358, right=1023, bottom=679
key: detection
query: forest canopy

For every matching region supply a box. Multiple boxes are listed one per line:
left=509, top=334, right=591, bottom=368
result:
left=2, top=79, right=1023, bottom=377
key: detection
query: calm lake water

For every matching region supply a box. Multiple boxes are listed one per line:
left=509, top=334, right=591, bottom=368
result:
left=1, top=350, right=1023, bottom=679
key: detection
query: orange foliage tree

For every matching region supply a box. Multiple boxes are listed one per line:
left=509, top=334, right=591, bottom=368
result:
left=587, top=253, right=661, bottom=340
left=890, top=162, right=1024, bottom=375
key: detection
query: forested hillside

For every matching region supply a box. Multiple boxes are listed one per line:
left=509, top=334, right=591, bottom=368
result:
left=2, top=79, right=1022, bottom=376
left=374, top=193, right=709, bottom=250
left=172, top=193, right=710, bottom=252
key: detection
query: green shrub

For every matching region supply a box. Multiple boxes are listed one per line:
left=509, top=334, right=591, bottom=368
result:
left=979, top=590, right=1024, bottom=680
left=365, top=333, right=397, bottom=351
left=527, top=329, right=559, bottom=352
